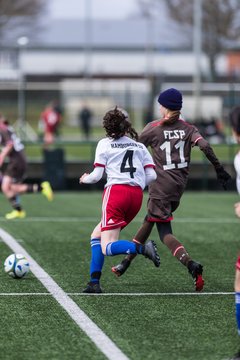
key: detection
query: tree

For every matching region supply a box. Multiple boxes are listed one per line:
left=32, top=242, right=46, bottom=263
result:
left=0, top=0, right=46, bottom=44
left=137, top=0, right=240, bottom=79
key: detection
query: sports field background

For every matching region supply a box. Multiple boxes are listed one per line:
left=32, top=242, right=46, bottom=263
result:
left=0, top=190, right=239, bottom=360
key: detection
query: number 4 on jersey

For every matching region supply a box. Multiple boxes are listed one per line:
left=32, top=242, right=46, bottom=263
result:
left=120, top=150, right=136, bottom=178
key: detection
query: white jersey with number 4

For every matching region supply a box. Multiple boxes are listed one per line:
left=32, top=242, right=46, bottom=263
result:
left=94, top=136, right=155, bottom=190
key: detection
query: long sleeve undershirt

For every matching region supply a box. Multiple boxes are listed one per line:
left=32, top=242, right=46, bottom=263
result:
left=81, top=166, right=156, bottom=187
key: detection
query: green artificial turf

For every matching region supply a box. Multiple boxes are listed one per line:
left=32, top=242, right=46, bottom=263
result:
left=0, top=191, right=239, bottom=359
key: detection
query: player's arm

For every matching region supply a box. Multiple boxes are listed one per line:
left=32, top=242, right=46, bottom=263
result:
left=196, top=137, right=231, bottom=190
left=142, top=143, right=157, bottom=186
left=79, top=166, right=104, bottom=184
left=80, top=139, right=107, bottom=184
left=145, top=166, right=157, bottom=186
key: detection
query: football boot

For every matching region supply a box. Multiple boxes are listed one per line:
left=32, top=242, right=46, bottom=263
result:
left=41, top=181, right=53, bottom=201
left=83, top=282, right=102, bottom=294
left=188, top=260, right=204, bottom=292
left=142, top=240, right=160, bottom=267
left=5, top=210, right=26, bottom=220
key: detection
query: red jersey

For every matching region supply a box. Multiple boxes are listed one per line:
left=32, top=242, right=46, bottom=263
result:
left=41, top=108, right=61, bottom=133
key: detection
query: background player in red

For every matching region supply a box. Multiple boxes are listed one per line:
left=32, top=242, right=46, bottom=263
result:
left=0, top=115, right=53, bottom=219
left=80, top=107, right=160, bottom=293
left=39, top=101, right=62, bottom=147
left=112, top=88, right=231, bottom=292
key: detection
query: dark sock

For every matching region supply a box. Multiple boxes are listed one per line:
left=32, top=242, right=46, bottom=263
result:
left=9, top=196, right=22, bottom=211
left=27, top=184, right=41, bottom=193
left=90, top=271, right=101, bottom=284
left=163, top=234, right=191, bottom=266
left=134, top=242, right=144, bottom=254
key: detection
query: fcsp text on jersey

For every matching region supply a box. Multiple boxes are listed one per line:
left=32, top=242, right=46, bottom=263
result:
left=164, top=130, right=185, bottom=139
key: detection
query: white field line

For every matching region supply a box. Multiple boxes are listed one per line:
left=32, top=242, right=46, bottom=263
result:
left=0, top=217, right=239, bottom=223
left=0, top=292, right=235, bottom=296
left=70, top=292, right=235, bottom=296
left=0, top=228, right=129, bottom=360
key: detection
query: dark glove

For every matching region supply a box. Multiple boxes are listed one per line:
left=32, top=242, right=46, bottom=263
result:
left=216, top=166, right=232, bottom=190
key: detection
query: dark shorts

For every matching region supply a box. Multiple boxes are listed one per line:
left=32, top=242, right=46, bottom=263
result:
left=5, top=154, right=27, bottom=182
left=146, top=198, right=180, bottom=222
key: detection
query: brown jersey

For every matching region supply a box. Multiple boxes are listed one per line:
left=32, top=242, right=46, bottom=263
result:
left=139, top=118, right=203, bottom=201
left=0, top=125, right=27, bottom=180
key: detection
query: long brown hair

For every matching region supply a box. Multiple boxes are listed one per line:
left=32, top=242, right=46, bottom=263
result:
left=161, top=110, right=181, bottom=125
left=103, top=107, right=138, bottom=140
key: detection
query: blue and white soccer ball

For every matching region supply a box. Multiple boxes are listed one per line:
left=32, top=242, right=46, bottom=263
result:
left=4, top=253, right=30, bottom=279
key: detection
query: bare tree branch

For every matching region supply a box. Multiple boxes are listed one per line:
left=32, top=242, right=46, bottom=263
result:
left=0, top=0, right=46, bottom=43
left=137, top=0, right=240, bottom=78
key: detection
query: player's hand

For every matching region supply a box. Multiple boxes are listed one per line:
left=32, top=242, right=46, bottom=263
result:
left=79, top=173, right=89, bottom=184
left=216, top=166, right=232, bottom=190
left=234, top=202, right=240, bottom=218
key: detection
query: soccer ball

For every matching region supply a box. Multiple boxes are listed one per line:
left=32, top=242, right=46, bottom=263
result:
left=4, top=253, right=30, bottom=279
